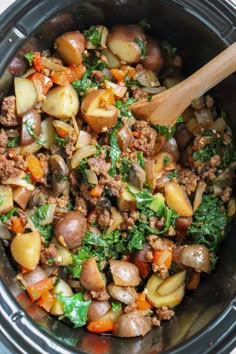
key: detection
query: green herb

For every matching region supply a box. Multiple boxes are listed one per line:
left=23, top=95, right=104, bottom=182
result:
left=188, top=194, right=228, bottom=252
left=108, top=121, right=122, bottom=177
left=124, top=75, right=141, bottom=89
left=72, top=61, right=106, bottom=97
left=30, top=205, right=53, bottom=243
left=111, top=302, right=122, bottom=312
left=57, top=292, right=91, bottom=328
left=66, top=200, right=73, bottom=211
left=55, top=134, right=66, bottom=148
left=7, top=137, right=20, bottom=147
left=0, top=208, right=17, bottom=223
left=134, top=38, right=146, bottom=59
left=67, top=247, right=94, bottom=278
left=25, top=121, right=38, bottom=139
left=167, top=169, right=178, bottom=180
left=153, top=116, right=183, bottom=141
left=24, top=51, right=34, bottom=66
left=138, top=19, right=151, bottom=30
left=83, top=26, right=101, bottom=46
left=119, top=158, right=132, bottom=181
left=77, top=158, right=89, bottom=184
left=23, top=173, right=32, bottom=183
left=128, top=189, right=155, bottom=208
left=161, top=40, right=177, bottom=57
left=137, top=151, right=145, bottom=169
left=47, top=257, right=55, bottom=265
left=163, top=155, right=169, bottom=167
left=115, top=98, right=137, bottom=119
left=147, top=95, right=152, bottom=102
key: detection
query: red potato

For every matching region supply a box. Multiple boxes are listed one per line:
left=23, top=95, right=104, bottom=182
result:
left=21, top=110, right=41, bottom=146
left=178, top=245, right=211, bottom=273
left=55, top=31, right=85, bottom=65
left=176, top=217, right=193, bottom=230
left=160, top=137, right=180, bottom=162
left=164, top=180, right=193, bottom=217
left=113, top=311, right=152, bottom=337
left=117, top=126, right=133, bottom=151
left=110, top=260, right=141, bottom=287
left=22, top=266, right=47, bottom=287
left=141, top=37, right=163, bottom=72
left=14, top=78, right=37, bottom=115
left=80, top=257, right=106, bottom=292
left=55, top=211, right=87, bottom=249
left=107, top=25, right=146, bottom=64
left=87, top=300, right=111, bottom=322
left=13, top=187, right=33, bottom=210
left=107, top=283, right=137, bottom=305
left=81, top=89, right=118, bottom=133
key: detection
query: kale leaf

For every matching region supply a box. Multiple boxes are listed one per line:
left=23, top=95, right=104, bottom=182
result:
left=7, top=137, right=20, bottom=147
left=57, top=292, right=91, bottom=328
left=108, top=121, right=122, bottom=177
left=153, top=116, right=183, bottom=141
left=119, top=158, right=132, bottom=181
left=137, top=151, right=145, bottom=169
left=115, top=98, right=137, bottom=118
left=55, top=133, right=66, bottom=148
left=134, top=38, right=146, bottom=59
left=30, top=205, right=53, bottom=243
left=0, top=208, right=18, bottom=223
left=83, top=26, right=101, bottom=46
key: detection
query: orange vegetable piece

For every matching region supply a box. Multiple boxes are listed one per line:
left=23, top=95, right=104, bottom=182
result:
left=136, top=291, right=152, bottom=311
left=29, top=72, right=53, bottom=95
left=27, top=277, right=53, bottom=301
left=32, top=52, right=44, bottom=72
left=11, top=217, right=25, bottom=234
left=90, top=184, right=104, bottom=197
left=37, top=291, right=55, bottom=312
left=186, top=271, right=201, bottom=290
left=26, top=154, right=44, bottom=181
left=67, top=64, right=86, bottom=82
left=51, top=71, right=70, bottom=86
left=133, top=259, right=149, bottom=278
left=99, top=89, right=115, bottom=107
left=153, top=249, right=172, bottom=269
left=87, top=318, right=114, bottom=333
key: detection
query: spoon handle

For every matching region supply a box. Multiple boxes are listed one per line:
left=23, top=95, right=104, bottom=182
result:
left=149, top=42, right=236, bottom=126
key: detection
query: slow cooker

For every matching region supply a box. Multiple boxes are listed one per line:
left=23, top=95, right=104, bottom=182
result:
left=0, top=0, right=235, bottom=353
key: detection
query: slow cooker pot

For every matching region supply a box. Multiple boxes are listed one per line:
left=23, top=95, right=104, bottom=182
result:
left=0, top=0, right=236, bottom=353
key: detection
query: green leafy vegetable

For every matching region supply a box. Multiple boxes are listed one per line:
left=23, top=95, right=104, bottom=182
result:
left=25, top=121, right=38, bottom=139
left=83, top=26, right=101, bottom=46
left=153, top=116, right=183, bottom=141
left=167, top=169, right=178, bottom=180
left=188, top=194, right=228, bottom=252
left=163, top=155, right=169, bottom=167
left=55, top=134, right=66, bottom=148
left=30, top=205, right=53, bottom=243
left=137, top=19, right=151, bottom=30
left=111, top=302, right=122, bottom=312
left=23, top=173, right=33, bottom=183
left=115, top=98, right=137, bottom=119
left=24, top=51, right=34, bottom=66
left=67, top=247, right=94, bottom=278
left=7, top=137, right=20, bottom=147
left=134, top=38, right=146, bottom=59
left=137, top=151, right=145, bottom=169
left=77, top=158, right=90, bottom=184
left=119, top=158, right=132, bottom=181
left=124, top=75, right=141, bottom=89
left=0, top=208, right=17, bottom=223
left=57, top=292, right=91, bottom=328
left=108, top=121, right=122, bottom=177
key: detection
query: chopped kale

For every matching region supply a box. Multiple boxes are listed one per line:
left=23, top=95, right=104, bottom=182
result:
left=24, top=51, right=34, bottom=66
left=23, top=173, right=33, bottom=183
left=7, top=137, right=20, bottom=147
left=0, top=208, right=17, bottom=223
left=108, top=121, right=122, bottom=177
left=134, top=38, right=146, bottom=59
left=167, top=169, right=178, bottom=180
left=30, top=204, right=53, bottom=243
left=163, top=155, right=169, bottom=167
left=153, top=116, right=183, bottom=141
left=115, top=98, right=137, bottom=119
left=83, top=26, right=101, bottom=46
left=111, top=302, right=122, bottom=312
left=77, top=158, right=89, bottom=184
left=119, top=158, right=132, bottom=181
left=137, top=151, right=145, bottom=169
left=55, top=134, right=66, bottom=148
left=25, top=120, right=38, bottom=139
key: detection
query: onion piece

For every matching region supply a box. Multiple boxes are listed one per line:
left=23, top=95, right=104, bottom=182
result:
left=106, top=207, right=122, bottom=234
left=41, top=57, right=68, bottom=72
left=52, top=120, right=73, bottom=136
left=87, top=170, right=98, bottom=185
left=76, top=130, right=92, bottom=149
left=228, top=198, right=236, bottom=217
left=193, top=181, right=206, bottom=211
left=133, top=69, right=160, bottom=87
left=71, top=145, right=97, bottom=169
left=0, top=221, right=11, bottom=240
left=40, top=204, right=56, bottom=225
left=104, top=80, right=127, bottom=98
left=2, top=172, right=35, bottom=192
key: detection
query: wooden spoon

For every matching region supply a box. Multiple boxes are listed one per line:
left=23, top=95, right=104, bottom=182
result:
left=129, top=42, right=236, bottom=126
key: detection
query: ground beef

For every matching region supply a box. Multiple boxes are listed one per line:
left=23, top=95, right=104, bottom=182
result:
left=99, top=173, right=123, bottom=197
left=80, top=183, right=98, bottom=206
left=88, top=157, right=111, bottom=175
left=75, top=197, right=87, bottom=216
left=156, top=306, right=175, bottom=321
left=11, top=155, right=27, bottom=171
left=90, top=290, right=110, bottom=301
left=152, top=263, right=169, bottom=279
left=120, top=212, right=135, bottom=230
left=147, top=235, right=169, bottom=251
left=0, top=128, right=7, bottom=153
left=202, top=167, right=217, bottom=181
left=151, top=316, right=161, bottom=327
left=0, top=96, right=19, bottom=127
left=97, top=209, right=111, bottom=228
left=40, top=244, right=60, bottom=265
left=178, top=168, right=199, bottom=195
left=210, top=155, right=221, bottom=167
left=130, top=87, right=148, bottom=100
left=149, top=216, right=165, bottom=231
left=67, top=278, right=82, bottom=292
left=132, top=120, right=157, bottom=156
left=91, top=70, right=104, bottom=83
left=221, top=187, right=232, bottom=202
left=0, top=155, right=20, bottom=181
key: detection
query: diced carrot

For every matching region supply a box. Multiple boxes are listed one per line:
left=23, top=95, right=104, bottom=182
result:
left=29, top=72, right=53, bottom=95
left=87, top=209, right=98, bottom=224
left=111, top=66, right=136, bottom=82
left=100, top=89, right=115, bottom=107
left=67, top=64, right=86, bottom=82
left=186, top=271, right=201, bottom=290
left=87, top=318, right=114, bottom=333
left=133, top=259, right=149, bottom=278
left=11, top=217, right=25, bottom=234
left=37, top=291, right=55, bottom=312
left=153, top=249, right=172, bottom=269
left=136, top=291, right=152, bottom=311
left=51, top=71, right=70, bottom=86
left=120, top=65, right=136, bottom=78
left=19, top=265, right=31, bottom=274
left=32, top=52, right=44, bottom=72
left=26, top=154, right=44, bottom=181
left=90, top=184, right=104, bottom=197
left=111, top=68, right=126, bottom=81
left=27, top=277, right=53, bottom=301
left=55, top=127, right=68, bottom=138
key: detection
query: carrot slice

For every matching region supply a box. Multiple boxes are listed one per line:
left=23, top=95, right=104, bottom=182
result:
left=27, top=278, right=53, bottom=301
left=11, top=217, right=25, bottom=234
left=87, top=318, right=114, bottom=333
left=26, top=154, right=44, bottom=181
left=136, top=291, right=152, bottom=311
left=37, top=291, right=55, bottom=312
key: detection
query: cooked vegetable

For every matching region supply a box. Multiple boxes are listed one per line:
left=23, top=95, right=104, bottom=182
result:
left=164, top=180, right=193, bottom=217
left=110, top=260, right=141, bottom=287
left=80, top=257, right=106, bottom=292
left=101, top=48, right=121, bottom=68
left=107, top=283, right=137, bottom=305
left=0, top=186, right=13, bottom=215
left=10, top=232, right=41, bottom=270
left=113, top=311, right=152, bottom=337
left=14, top=78, right=37, bottom=115
left=21, top=110, right=41, bottom=146
left=177, top=245, right=211, bottom=273
left=55, top=31, right=85, bottom=65
left=50, top=279, right=73, bottom=316
left=141, top=37, right=163, bottom=72
left=87, top=300, right=111, bottom=322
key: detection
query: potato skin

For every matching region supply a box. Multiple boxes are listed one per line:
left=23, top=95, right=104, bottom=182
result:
left=110, top=260, right=141, bottom=287
left=141, top=37, right=163, bottom=72
left=113, top=311, right=152, bottom=337
left=55, top=211, right=87, bottom=249
left=107, top=25, right=146, bottom=64
left=21, top=110, right=41, bottom=146
left=55, top=31, right=85, bottom=65
left=87, top=300, right=111, bottom=322
left=80, top=257, right=106, bottom=292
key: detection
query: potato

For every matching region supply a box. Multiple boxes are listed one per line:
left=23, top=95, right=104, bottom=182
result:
left=107, top=25, right=146, bottom=64
left=50, top=279, right=73, bottom=316
left=0, top=186, right=13, bottom=215
left=51, top=239, right=73, bottom=266
left=81, top=89, right=118, bottom=133
left=85, top=25, right=108, bottom=49
left=14, top=78, right=37, bottom=115
left=164, top=180, right=193, bottom=217
left=40, top=117, right=56, bottom=149
left=80, top=257, right=106, bottom=292
left=87, top=300, right=111, bottom=322
left=21, top=110, right=41, bottom=146
left=101, top=48, right=121, bottom=68
left=55, top=31, right=85, bottom=65
left=110, top=260, right=141, bottom=287
left=113, top=311, right=152, bottom=338
left=10, top=232, right=41, bottom=270
left=141, top=37, right=163, bottom=72
left=13, top=187, right=32, bottom=210
left=107, top=283, right=137, bottom=305
left=157, top=271, right=186, bottom=296
left=146, top=273, right=185, bottom=308
left=117, top=189, right=136, bottom=212
left=42, top=84, right=79, bottom=120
